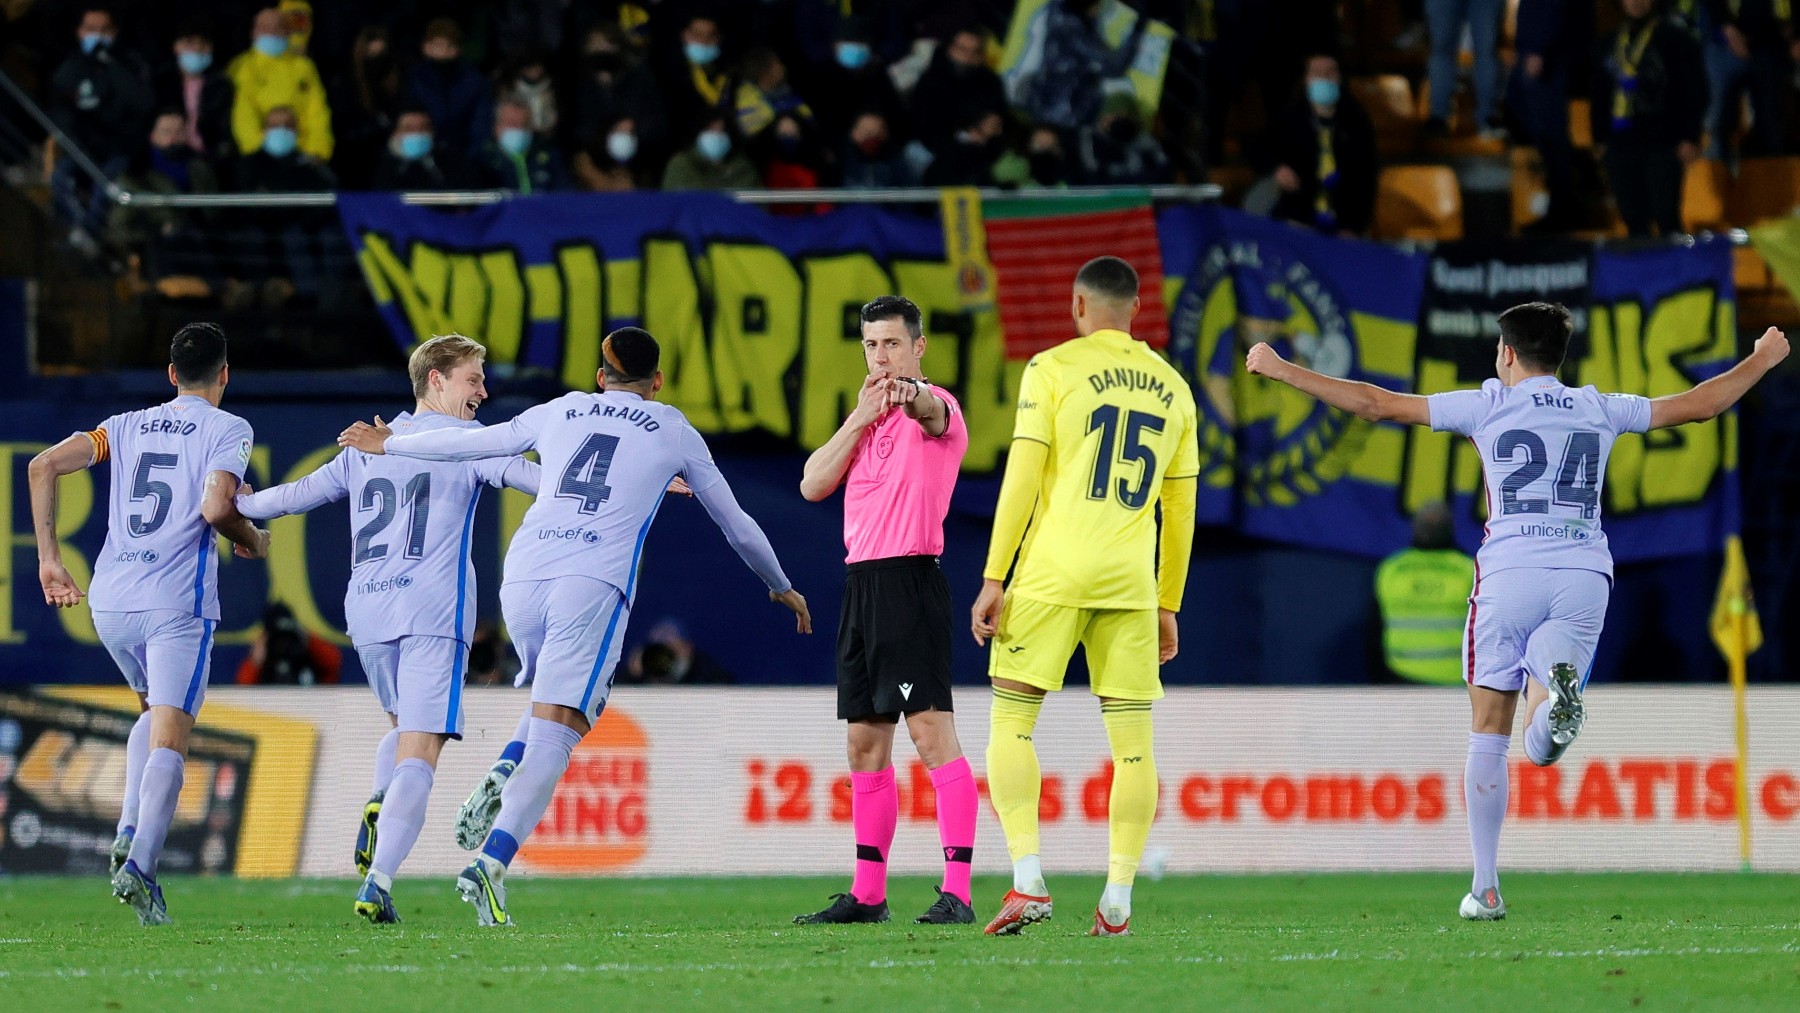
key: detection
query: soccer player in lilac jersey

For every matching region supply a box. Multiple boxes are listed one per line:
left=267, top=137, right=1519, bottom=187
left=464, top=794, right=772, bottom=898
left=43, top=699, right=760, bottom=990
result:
left=235, top=335, right=540, bottom=924
left=1248, top=303, right=1789, bottom=920
left=340, top=327, right=813, bottom=926
left=29, top=323, right=271, bottom=926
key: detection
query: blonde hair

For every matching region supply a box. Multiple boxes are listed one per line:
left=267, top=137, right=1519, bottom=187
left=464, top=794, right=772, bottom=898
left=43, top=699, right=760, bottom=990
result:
left=408, top=334, right=487, bottom=398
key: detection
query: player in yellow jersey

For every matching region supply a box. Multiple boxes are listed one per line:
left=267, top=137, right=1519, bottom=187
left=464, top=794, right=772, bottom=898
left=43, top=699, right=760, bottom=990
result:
left=972, top=256, right=1200, bottom=937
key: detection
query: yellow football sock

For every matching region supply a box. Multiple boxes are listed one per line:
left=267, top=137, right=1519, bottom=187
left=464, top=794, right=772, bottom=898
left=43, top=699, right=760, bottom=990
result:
left=986, top=686, right=1045, bottom=862
left=1100, top=699, right=1156, bottom=887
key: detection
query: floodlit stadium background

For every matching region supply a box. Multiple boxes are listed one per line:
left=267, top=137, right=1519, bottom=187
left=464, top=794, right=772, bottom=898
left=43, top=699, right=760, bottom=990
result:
left=2, top=0, right=1798, bottom=881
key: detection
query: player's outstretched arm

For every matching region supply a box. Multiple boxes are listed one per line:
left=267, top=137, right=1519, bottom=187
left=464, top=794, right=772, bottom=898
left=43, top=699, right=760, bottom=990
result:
left=1246, top=343, right=1431, bottom=425
left=28, top=435, right=98, bottom=608
left=799, top=373, right=888, bottom=501
left=202, top=470, right=271, bottom=560
left=341, top=408, right=541, bottom=461
left=237, top=452, right=350, bottom=521
left=1648, top=327, right=1790, bottom=429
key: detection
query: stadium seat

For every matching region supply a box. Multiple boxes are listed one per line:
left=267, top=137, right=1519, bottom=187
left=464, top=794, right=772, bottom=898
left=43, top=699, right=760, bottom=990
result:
left=1682, top=159, right=1731, bottom=233
left=1568, top=99, right=1592, bottom=149
left=1727, top=157, right=1800, bottom=227
left=1510, top=147, right=1545, bottom=232
left=1374, top=165, right=1463, bottom=241
left=1351, top=75, right=1421, bottom=156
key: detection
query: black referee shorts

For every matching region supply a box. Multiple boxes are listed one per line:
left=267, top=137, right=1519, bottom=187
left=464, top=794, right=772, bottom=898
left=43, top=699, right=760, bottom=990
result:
left=836, top=555, right=955, bottom=720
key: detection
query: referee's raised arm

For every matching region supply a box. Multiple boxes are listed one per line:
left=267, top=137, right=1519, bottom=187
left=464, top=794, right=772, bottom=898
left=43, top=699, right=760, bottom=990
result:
left=799, top=371, right=890, bottom=501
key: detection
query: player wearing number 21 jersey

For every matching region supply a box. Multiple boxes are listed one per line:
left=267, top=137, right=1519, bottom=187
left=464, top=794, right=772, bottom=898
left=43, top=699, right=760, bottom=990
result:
left=1247, top=302, right=1789, bottom=923
left=236, top=336, right=538, bottom=924
left=338, top=326, right=812, bottom=927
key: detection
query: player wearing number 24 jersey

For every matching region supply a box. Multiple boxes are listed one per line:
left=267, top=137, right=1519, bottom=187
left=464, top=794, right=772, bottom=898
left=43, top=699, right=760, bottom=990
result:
left=1248, top=302, right=1789, bottom=923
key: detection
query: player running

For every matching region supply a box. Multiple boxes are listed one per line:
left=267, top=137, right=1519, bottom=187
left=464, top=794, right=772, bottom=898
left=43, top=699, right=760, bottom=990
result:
left=29, top=323, right=270, bottom=926
left=792, top=296, right=978, bottom=927
left=235, top=335, right=539, bottom=924
left=973, top=257, right=1200, bottom=937
left=339, top=326, right=812, bottom=926
left=1246, top=303, right=1789, bottom=920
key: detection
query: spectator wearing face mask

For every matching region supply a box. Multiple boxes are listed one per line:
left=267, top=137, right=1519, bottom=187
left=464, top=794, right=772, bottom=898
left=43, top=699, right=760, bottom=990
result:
left=574, top=117, right=646, bottom=192
left=839, top=110, right=915, bottom=188
left=1075, top=93, right=1171, bottom=186
left=794, top=0, right=911, bottom=70
left=734, top=48, right=826, bottom=177
left=155, top=18, right=235, bottom=165
left=370, top=108, right=470, bottom=190
left=659, top=15, right=731, bottom=139
left=326, top=25, right=403, bottom=190
left=228, top=7, right=333, bottom=160
left=1269, top=53, right=1377, bottom=237
left=909, top=27, right=1007, bottom=150
left=662, top=115, right=759, bottom=190
left=405, top=18, right=492, bottom=158
left=472, top=99, right=569, bottom=193
left=107, top=110, right=227, bottom=291
left=573, top=24, right=668, bottom=170
left=807, top=16, right=908, bottom=145
left=49, top=8, right=154, bottom=237
left=235, top=105, right=343, bottom=309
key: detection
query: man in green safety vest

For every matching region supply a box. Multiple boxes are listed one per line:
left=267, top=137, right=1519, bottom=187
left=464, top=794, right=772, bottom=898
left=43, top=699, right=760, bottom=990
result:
left=1375, top=501, right=1475, bottom=686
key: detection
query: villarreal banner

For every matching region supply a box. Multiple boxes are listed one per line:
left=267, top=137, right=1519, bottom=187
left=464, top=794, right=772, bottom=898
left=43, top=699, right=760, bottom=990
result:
left=1157, top=205, right=1740, bottom=562
left=339, top=196, right=1740, bottom=564
left=336, top=192, right=1025, bottom=472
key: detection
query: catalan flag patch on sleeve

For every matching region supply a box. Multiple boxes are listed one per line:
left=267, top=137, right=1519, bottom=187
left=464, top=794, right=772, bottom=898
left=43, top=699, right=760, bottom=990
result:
left=83, top=426, right=109, bottom=463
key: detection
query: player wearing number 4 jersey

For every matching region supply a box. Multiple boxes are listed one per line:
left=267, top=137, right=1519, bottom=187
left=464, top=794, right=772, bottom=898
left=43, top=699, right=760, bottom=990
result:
left=340, top=326, right=812, bottom=927
left=974, top=257, right=1201, bottom=938
left=29, top=323, right=271, bottom=926
left=236, top=336, right=539, bottom=924
left=1248, top=303, right=1789, bottom=921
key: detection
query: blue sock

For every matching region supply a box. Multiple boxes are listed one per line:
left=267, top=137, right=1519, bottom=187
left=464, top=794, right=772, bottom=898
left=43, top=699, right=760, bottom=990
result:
left=481, top=828, right=521, bottom=867
left=498, top=711, right=530, bottom=766
left=484, top=718, right=584, bottom=870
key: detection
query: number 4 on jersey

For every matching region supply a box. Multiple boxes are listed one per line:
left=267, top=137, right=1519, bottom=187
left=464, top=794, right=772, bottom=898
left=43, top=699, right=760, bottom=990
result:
left=559, top=433, right=621, bottom=514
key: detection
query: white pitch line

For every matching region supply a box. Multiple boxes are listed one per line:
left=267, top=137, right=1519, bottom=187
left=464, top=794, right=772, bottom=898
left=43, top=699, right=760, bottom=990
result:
left=1, top=943, right=1796, bottom=981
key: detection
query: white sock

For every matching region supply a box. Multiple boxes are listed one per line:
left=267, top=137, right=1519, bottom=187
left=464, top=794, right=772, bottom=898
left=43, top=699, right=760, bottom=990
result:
left=1013, top=854, right=1046, bottom=896
left=1101, top=883, right=1132, bottom=923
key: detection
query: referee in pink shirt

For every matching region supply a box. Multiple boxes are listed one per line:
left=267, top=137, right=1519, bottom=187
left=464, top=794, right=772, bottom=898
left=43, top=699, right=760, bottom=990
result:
left=793, top=295, right=978, bottom=927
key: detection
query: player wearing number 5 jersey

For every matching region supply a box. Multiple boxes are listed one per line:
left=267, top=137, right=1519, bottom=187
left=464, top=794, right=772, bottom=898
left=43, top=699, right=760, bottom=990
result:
left=339, top=326, right=812, bottom=927
left=1248, top=302, right=1790, bottom=922
left=972, top=257, right=1201, bottom=937
left=236, top=336, right=539, bottom=925
left=29, top=323, right=270, bottom=926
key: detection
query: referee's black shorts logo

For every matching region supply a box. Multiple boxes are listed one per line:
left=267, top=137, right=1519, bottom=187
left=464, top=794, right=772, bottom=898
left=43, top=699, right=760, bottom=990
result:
left=835, top=555, right=955, bottom=720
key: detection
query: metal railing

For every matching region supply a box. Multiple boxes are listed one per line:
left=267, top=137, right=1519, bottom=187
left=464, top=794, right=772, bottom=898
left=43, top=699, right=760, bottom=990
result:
left=1, top=67, right=1218, bottom=211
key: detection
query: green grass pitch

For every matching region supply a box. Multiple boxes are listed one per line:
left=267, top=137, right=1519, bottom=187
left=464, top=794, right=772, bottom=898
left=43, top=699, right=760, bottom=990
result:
left=2, top=873, right=1796, bottom=1010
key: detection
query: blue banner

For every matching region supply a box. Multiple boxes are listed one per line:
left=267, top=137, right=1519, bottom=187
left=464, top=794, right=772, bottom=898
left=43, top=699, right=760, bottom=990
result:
left=337, top=192, right=1026, bottom=473
left=1157, top=205, right=1740, bottom=563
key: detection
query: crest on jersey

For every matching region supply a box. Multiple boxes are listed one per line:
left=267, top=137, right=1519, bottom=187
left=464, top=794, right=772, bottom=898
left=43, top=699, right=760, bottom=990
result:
left=238, top=437, right=252, bottom=468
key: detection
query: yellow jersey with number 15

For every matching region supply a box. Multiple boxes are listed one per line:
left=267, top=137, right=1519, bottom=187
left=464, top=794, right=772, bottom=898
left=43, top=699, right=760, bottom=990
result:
left=1005, top=328, right=1200, bottom=610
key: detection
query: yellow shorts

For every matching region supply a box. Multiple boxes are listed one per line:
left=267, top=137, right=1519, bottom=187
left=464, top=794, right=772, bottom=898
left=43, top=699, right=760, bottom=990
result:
left=987, top=595, right=1163, bottom=701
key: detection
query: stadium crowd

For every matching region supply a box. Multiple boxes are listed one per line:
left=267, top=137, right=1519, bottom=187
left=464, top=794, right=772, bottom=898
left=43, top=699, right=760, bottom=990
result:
left=6, top=1, right=1800, bottom=296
